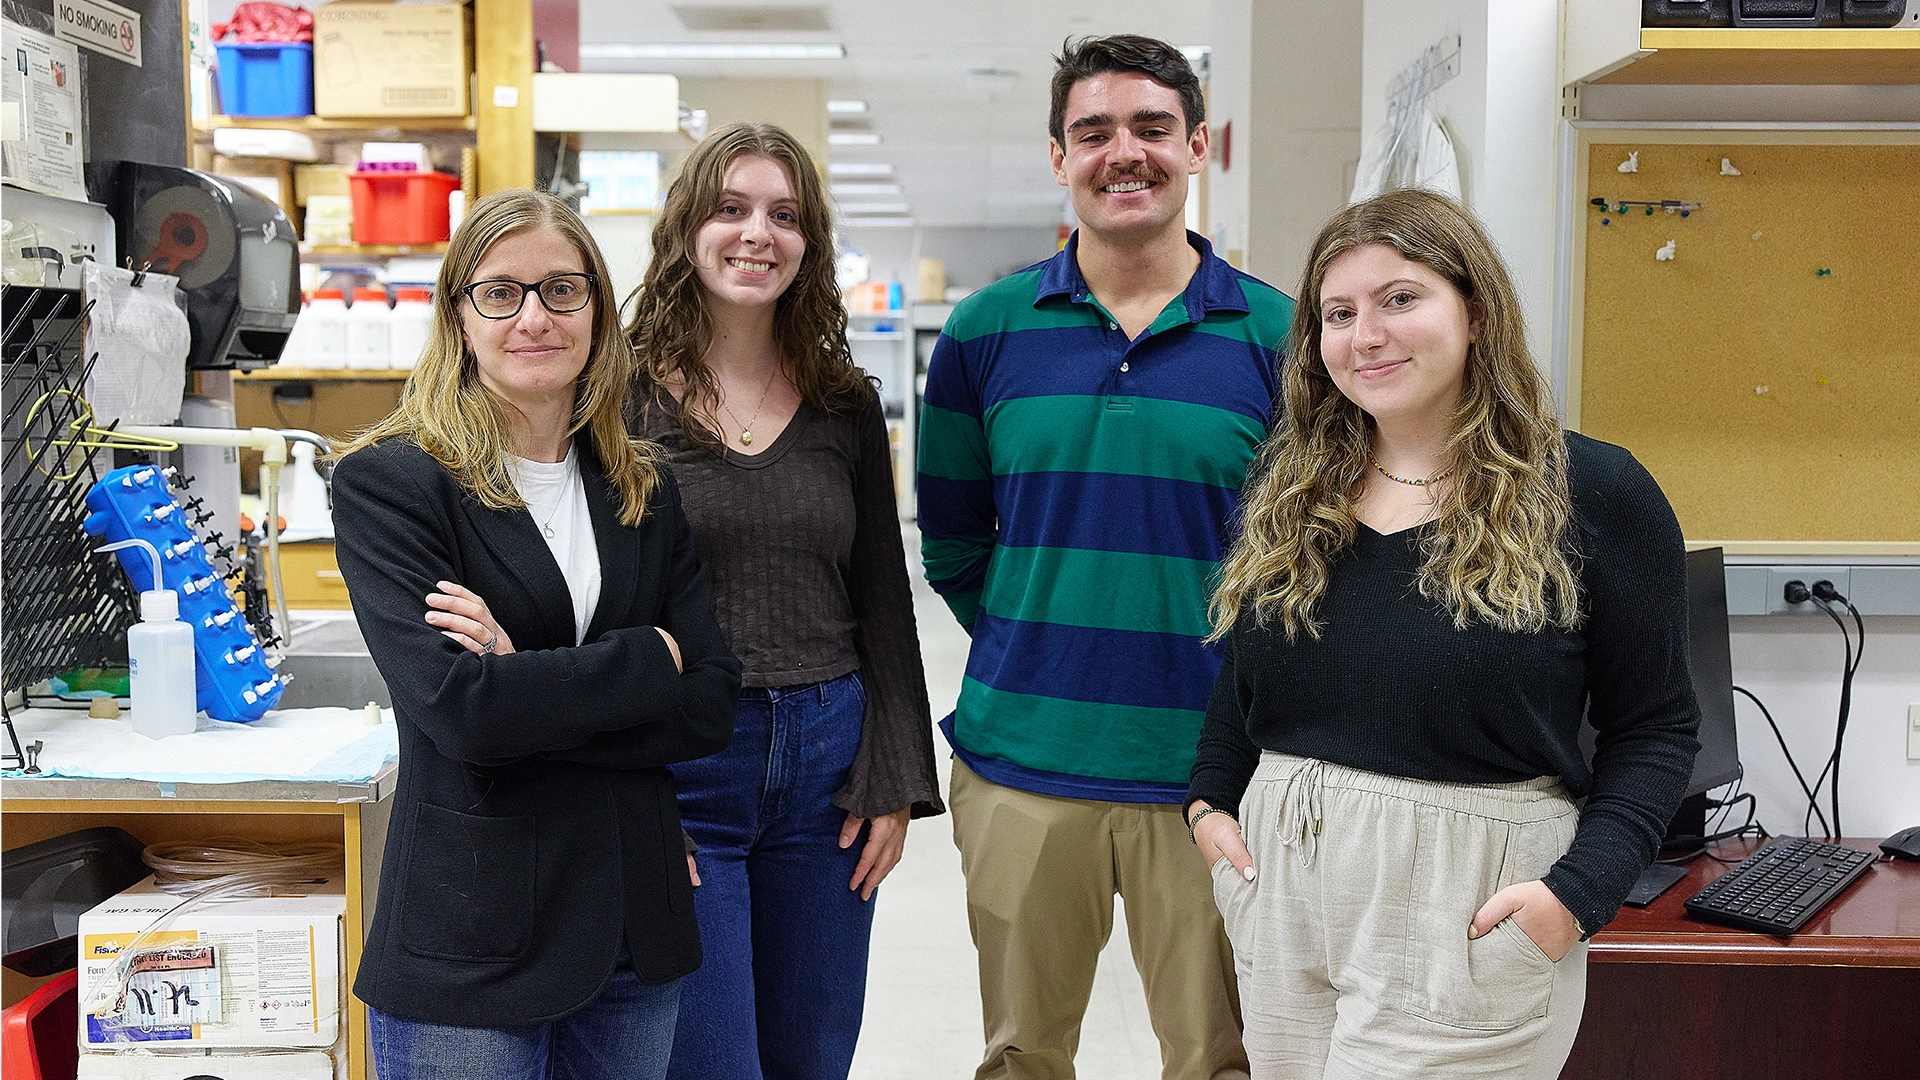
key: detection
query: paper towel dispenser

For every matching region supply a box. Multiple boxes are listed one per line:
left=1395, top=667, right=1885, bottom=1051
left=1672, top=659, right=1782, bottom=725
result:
left=100, top=162, right=300, bottom=369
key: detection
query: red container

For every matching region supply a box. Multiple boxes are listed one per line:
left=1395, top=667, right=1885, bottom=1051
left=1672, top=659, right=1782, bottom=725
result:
left=348, top=170, right=462, bottom=246
left=1, top=970, right=76, bottom=1080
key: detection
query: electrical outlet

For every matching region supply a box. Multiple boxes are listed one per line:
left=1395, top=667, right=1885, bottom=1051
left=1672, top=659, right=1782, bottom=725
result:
left=1766, top=567, right=1851, bottom=614
left=1910, top=704, right=1920, bottom=763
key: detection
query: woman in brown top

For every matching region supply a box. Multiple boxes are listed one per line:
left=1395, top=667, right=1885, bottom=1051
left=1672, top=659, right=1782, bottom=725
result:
left=623, top=122, right=942, bottom=1080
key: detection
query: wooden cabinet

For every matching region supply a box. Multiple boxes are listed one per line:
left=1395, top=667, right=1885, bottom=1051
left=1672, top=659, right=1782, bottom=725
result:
left=276, top=541, right=351, bottom=610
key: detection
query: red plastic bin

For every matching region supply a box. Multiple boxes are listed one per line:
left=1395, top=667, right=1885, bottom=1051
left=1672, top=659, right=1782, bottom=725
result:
left=1, top=970, right=76, bottom=1080
left=348, top=170, right=462, bottom=246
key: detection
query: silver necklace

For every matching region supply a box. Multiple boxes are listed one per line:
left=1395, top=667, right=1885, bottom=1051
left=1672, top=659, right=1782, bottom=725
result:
left=529, top=452, right=575, bottom=539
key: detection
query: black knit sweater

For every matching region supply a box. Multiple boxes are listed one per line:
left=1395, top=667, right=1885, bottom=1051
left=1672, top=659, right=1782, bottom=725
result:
left=1188, top=432, right=1701, bottom=933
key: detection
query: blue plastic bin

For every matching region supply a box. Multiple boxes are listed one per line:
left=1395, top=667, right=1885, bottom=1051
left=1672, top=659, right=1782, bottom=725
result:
left=215, top=41, right=313, bottom=118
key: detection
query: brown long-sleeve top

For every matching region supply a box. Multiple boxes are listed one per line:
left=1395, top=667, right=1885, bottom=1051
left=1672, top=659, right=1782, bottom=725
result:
left=630, top=381, right=944, bottom=819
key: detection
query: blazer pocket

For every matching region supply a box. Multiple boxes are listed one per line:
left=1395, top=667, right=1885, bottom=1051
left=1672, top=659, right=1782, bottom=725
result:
left=399, top=803, right=537, bottom=963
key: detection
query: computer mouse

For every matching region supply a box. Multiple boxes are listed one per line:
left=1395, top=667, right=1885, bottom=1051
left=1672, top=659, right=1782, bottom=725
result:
left=1880, top=826, right=1920, bottom=862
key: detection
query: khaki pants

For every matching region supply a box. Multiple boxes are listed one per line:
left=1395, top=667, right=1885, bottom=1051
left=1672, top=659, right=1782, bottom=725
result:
left=1215, top=753, right=1588, bottom=1080
left=949, top=759, right=1251, bottom=1080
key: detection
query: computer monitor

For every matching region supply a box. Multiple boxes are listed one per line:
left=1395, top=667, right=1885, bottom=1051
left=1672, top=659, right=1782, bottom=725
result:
left=1683, top=546, right=1743, bottom=797
left=1578, top=546, right=1742, bottom=841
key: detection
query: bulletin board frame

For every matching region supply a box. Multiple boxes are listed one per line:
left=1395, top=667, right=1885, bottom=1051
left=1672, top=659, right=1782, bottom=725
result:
left=1562, top=124, right=1920, bottom=558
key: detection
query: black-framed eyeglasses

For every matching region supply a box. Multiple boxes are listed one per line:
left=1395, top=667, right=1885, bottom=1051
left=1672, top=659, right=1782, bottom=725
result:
left=461, top=273, right=597, bottom=320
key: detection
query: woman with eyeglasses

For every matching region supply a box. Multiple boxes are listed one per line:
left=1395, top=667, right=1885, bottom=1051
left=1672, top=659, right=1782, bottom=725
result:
left=623, top=123, right=942, bottom=1080
left=331, top=189, right=741, bottom=1080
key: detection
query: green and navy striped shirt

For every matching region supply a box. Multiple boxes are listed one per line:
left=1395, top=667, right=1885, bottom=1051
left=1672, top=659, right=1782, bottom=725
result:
left=918, top=232, right=1294, bottom=802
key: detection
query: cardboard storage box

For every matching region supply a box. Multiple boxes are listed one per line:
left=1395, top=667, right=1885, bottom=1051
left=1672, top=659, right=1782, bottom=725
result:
left=78, top=878, right=345, bottom=1050
left=314, top=1, right=470, bottom=118
left=212, top=155, right=297, bottom=218
left=293, top=164, right=351, bottom=205
left=80, top=1050, right=335, bottom=1079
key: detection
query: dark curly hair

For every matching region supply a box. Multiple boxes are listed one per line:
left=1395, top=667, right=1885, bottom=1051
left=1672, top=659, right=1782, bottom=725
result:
left=624, top=122, right=870, bottom=450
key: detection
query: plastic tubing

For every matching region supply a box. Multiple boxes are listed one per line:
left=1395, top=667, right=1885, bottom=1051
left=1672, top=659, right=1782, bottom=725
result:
left=94, top=537, right=163, bottom=591
left=116, top=425, right=294, bottom=647
left=79, top=838, right=345, bottom=1021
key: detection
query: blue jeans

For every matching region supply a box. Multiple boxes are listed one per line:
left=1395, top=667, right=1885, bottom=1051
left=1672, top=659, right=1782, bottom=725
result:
left=667, top=671, right=877, bottom=1080
left=368, top=952, right=678, bottom=1080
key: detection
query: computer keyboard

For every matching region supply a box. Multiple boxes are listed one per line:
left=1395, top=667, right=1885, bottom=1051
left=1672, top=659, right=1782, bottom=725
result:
left=1684, top=837, right=1879, bottom=935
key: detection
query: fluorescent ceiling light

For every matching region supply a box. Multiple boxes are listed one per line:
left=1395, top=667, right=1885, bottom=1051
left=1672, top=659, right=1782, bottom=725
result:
left=839, top=202, right=910, bottom=215
left=828, top=131, right=881, bottom=146
left=828, top=162, right=893, bottom=177
left=826, top=99, right=868, bottom=116
left=581, top=42, right=846, bottom=60
left=831, top=182, right=902, bottom=196
left=964, top=68, right=1018, bottom=95
left=839, top=216, right=916, bottom=228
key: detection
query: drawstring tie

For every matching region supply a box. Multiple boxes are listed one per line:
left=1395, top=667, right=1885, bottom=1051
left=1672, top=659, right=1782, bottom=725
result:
left=1278, top=759, right=1327, bottom=867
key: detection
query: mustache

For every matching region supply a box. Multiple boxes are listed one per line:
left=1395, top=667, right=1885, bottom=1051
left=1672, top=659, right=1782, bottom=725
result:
left=1094, top=165, right=1170, bottom=187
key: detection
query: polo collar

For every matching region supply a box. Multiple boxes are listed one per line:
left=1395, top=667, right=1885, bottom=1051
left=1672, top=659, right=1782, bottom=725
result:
left=1034, top=230, right=1250, bottom=322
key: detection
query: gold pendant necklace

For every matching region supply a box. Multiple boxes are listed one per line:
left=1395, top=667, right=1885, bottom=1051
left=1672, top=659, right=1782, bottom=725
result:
left=719, top=365, right=781, bottom=447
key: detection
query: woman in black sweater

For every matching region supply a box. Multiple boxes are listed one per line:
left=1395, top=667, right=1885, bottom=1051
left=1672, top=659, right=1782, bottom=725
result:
left=1186, top=189, right=1699, bottom=1079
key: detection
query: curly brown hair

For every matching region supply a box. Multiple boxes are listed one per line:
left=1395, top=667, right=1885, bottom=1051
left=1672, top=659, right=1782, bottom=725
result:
left=624, top=122, right=871, bottom=448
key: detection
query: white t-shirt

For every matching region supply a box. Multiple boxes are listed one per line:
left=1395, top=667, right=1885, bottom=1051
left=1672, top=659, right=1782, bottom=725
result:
left=508, top=448, right=600, bottom=645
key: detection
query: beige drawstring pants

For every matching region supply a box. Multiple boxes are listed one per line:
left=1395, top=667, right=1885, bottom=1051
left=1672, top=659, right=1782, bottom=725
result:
left=1213, top=752, right=1589, bottom=1080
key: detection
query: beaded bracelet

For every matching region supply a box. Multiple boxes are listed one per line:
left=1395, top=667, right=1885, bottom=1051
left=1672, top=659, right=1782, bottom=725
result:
left=1186, top=805, right=1234, bottom=844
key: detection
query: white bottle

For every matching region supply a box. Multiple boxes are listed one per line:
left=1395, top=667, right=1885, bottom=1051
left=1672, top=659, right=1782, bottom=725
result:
left=276, top=292, right=310, bottom=368
left=347, top=287, right=392, bottom=370
left=99, top=539, right=197, bottom=738
left=389, top=287, right=432, bottom=370
left=305, top=288, right=350, bottom=369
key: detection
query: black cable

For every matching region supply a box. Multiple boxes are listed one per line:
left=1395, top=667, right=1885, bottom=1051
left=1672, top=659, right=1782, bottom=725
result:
left=1656, top=792, right=1762, bottom=864
left=1803, top=585, right=1860, bottom=839
left=1735, top=684, right=1830, bottom=839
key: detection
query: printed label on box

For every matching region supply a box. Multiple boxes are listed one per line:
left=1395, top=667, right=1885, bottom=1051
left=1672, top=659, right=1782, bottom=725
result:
left=255, top=927, right=320, bottom=1032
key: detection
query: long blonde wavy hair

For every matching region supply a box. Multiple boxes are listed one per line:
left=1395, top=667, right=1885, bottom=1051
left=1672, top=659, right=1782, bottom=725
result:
left=624, top=122, right=871, bottom=449
left=1209, top=188, right=1580, bottom=642
left=337, top=189, right=659, bottom=525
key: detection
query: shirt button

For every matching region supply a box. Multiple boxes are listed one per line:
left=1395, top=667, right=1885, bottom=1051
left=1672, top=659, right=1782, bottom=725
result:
left=1119, top=362, right=1130, bottom=372
left=1107, top=321, right=1118, bottom=331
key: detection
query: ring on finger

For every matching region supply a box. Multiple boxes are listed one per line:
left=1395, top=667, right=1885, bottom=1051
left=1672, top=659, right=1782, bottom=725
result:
left=481, top=630, right=497, bottom=656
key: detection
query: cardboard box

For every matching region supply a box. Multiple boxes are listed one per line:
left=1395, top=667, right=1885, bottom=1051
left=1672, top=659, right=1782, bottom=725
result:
left=293, top=164, right=351, bottom=205
left=213, top=155, right=297, bottom=218
left=80, top=1050, right=335, bottom=1079
left=79, top=878, right=345, bottom=1050
left=313, top=1, right=470, bottom=118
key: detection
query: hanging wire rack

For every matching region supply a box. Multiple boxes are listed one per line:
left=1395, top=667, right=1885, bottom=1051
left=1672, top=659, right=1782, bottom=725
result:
left=1, top=284, right=140, bottom=767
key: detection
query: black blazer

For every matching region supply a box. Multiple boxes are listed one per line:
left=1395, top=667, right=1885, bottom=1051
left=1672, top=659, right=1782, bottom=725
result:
left=331, top=435, right=740, bottom=1028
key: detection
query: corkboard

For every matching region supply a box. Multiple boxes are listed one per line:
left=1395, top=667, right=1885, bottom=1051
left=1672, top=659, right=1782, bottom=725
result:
left=1576, top=138, right=1920, bottom=545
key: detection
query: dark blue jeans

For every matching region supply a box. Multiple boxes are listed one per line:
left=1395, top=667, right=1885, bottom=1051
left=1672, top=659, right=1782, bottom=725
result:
left=667, top=670, right=877, bottom=1080
left=367, top=951, right=678, bottom=1080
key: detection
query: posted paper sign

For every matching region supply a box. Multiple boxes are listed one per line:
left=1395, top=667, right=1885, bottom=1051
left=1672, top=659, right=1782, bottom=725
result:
left=55, top=0, right=140, bottom=67
left=1, top=21, right=86, bottom=200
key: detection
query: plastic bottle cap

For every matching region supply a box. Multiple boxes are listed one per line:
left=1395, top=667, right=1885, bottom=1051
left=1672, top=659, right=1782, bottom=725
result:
left=314, top=287, right=346, bottom=300
left=396, top=287, right=431, bottom=302
left=354, top=288, right=390, bottom=303
left=141, top=589, right=179, bottom=622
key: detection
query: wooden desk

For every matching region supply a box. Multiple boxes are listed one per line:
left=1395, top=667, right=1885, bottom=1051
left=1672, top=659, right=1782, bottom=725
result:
left=1, top=767, right=395, bottom=1080
left=1562, top=838, right=1920, bottom=1080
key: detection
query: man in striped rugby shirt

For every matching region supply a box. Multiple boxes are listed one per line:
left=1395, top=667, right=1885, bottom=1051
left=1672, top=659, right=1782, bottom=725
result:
left=918, top=33, right=1293, bottom=1080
